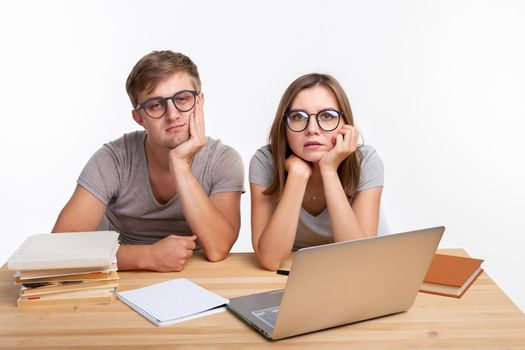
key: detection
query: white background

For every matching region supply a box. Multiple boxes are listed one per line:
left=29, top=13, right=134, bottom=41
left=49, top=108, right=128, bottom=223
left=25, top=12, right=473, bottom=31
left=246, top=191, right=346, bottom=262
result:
left=1, top=1, right=524, bottom=312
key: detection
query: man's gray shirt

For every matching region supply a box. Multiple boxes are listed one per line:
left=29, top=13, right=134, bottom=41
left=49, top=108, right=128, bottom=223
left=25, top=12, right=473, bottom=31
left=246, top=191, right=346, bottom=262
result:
left=78, top=130, right=245, bottom=244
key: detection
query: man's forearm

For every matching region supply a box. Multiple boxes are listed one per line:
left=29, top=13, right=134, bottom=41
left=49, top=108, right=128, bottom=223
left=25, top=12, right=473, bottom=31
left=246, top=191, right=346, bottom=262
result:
left=116, top=244, right=152, bottom=271
left=172, top=164, right=238, bottom=262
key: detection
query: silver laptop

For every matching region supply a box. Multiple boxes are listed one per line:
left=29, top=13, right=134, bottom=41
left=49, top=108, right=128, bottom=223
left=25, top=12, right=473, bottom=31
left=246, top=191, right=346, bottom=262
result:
left=227, top=226, right=444, bottom=340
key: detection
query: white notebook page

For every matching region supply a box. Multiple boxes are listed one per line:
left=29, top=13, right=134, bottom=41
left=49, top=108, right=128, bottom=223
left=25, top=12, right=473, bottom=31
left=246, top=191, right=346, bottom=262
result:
left=118, top=278, right=229, bottom=326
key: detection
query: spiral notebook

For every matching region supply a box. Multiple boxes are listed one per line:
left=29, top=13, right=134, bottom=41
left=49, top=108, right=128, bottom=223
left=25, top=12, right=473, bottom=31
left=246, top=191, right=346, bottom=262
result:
left=118, top=278, right=229, bottom=326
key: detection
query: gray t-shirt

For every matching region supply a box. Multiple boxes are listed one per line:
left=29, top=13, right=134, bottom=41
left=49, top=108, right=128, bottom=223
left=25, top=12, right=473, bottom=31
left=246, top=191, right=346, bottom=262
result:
left=249, top=145, right=383, bottom=249
left=78, top=130, right=245, bottom=245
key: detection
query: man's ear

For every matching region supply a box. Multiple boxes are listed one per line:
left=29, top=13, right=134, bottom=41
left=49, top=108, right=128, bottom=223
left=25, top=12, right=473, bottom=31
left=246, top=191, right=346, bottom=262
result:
left=132, top=110, right=144, bottom=126
left=198, top=92, right=204, bottom=105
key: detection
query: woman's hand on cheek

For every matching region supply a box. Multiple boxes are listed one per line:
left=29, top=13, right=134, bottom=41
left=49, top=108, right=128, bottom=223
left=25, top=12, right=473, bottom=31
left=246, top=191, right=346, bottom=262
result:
left=285, top=154, right=313, bottom=179
left=319, top=125, right=359, bottom=172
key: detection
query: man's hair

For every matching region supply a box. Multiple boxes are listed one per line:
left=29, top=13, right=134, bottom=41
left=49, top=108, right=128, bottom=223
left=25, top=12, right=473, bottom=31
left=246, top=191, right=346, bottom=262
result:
left=126, top=50, right=201, bottom=108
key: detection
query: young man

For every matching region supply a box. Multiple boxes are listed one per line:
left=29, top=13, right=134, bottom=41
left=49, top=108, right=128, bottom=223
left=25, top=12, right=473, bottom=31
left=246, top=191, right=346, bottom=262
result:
left=53, top=51, right=244, bottom=272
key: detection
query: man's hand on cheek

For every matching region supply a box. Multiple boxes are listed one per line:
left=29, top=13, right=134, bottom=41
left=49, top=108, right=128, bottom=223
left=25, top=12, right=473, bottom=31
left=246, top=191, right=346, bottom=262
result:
left=169, top=96, right=207, bottom=171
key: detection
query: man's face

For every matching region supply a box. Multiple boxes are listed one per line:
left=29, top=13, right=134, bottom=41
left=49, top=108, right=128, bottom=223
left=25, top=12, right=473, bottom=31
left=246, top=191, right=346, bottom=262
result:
left=133, top=71, right=197, bottom=150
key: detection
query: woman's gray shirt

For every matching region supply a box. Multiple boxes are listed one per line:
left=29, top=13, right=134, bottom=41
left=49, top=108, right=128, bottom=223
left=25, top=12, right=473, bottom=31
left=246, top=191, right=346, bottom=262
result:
left=249, top=145, right=383, bottom=249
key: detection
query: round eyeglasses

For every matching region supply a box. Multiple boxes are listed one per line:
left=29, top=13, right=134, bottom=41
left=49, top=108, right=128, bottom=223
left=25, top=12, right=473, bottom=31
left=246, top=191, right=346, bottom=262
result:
left=136, top=90, right=198, bottom=119
left=284, top=109, right=342, bottom=132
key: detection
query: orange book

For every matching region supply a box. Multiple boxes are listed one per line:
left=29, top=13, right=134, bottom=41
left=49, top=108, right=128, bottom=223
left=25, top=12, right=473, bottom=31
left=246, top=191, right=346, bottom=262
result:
left=419, top=254, right=483, bottom=298
left=20, top=277, right=119, bottom=297
left=16, top=263, right=118, bottom=281
left=16, top=271, right=116, bottom=284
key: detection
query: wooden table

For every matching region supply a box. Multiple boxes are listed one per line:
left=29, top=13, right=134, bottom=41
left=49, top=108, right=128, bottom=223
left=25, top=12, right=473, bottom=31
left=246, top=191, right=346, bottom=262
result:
left=1, top=249, right=524, bottom=349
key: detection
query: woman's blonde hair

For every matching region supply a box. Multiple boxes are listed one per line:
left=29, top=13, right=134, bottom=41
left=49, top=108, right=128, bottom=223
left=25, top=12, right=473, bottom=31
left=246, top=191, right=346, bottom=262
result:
left=264, top=73, right=362, bottom=200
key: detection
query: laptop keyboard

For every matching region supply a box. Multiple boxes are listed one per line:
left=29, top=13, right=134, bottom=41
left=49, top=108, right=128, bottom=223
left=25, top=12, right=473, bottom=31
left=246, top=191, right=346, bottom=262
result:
left=252, top=306, right=280, bottom=328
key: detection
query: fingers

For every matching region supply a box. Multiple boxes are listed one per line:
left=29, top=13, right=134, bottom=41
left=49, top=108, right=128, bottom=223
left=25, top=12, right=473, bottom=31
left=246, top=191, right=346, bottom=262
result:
left=174, top=234, right=197, bottom=241
left=188, top=105, right=197, bottom=138
left=196, top=94, right=205, bottom=136
left=192, top=96, right=205, bottom=141
left=338, top=125, right=359, bottom=153
left=171, top=234, right=197, bottom=250
left=150, top=235, right=196, bottom=272
left=334, top=133, right=344, bottom=146
left=186, top=98, right=206, bottom=151
left=186, top=240, right=197, bottom=250
left=173, top=238, right=195, bottom=270
left=351, top=127, right=359, bottom=148
left=164, top=235, right=196, bottom=249
left=175, top=248, right=194, bottom=262
left=172, top=236, right=196, bottom=270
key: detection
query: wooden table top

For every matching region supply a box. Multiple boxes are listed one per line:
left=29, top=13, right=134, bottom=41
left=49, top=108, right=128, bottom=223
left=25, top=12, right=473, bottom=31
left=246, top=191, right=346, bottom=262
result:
left=1, top=249, right=524, bottom=349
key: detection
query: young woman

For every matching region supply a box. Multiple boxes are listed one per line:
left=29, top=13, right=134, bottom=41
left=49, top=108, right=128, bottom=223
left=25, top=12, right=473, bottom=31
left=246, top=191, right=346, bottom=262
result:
left=250, top=73, right=384, bottom=271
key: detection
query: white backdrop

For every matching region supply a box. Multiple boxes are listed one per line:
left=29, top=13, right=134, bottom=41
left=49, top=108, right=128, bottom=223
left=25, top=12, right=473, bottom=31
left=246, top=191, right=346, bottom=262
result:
left=1, top=0, right=524, bottom=312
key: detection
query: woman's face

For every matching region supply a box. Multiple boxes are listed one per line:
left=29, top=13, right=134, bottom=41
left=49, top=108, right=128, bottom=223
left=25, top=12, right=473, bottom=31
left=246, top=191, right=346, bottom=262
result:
left=285, top=85, right=343, bottom=163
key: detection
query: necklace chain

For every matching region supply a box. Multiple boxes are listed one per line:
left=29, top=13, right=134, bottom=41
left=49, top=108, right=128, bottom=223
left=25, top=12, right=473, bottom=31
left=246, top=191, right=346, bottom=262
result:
left=305, top=188, right=323, bottom=201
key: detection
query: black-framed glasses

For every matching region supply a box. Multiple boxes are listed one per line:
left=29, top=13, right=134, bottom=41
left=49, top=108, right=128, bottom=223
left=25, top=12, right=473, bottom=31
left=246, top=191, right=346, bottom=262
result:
left=136, top=90, right=198, bottom=119
left=284, top=108, right=342, bottom=132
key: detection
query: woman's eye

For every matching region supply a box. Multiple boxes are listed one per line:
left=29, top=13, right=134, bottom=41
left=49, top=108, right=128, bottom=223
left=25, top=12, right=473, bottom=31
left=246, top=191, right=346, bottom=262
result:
left=319, top=112, right=337, bottom=120
left=291, top=113, right=306, bottom=121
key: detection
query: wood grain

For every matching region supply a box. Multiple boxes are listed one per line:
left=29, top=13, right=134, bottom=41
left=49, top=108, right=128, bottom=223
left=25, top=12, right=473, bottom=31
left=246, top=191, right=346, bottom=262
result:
left=1, top=249, right=524, bottom=349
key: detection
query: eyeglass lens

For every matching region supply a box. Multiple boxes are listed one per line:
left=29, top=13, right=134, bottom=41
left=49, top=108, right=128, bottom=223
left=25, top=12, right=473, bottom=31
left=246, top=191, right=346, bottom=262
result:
left=142, top=90, right=196, bottom=119
left=286, top=110, right=341, bottom=132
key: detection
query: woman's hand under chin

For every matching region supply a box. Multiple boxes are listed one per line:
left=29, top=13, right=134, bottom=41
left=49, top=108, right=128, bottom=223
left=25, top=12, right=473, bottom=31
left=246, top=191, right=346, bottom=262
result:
left=318, top=124, right=359, bottom=173
left=285, top=154, right=313, bottom=179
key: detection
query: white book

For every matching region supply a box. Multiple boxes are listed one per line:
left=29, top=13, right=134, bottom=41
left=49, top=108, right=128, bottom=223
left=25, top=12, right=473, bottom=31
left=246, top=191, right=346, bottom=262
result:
left=8, top=231, right=119, bottom=271
left=118, top=278, right=229, bottom=327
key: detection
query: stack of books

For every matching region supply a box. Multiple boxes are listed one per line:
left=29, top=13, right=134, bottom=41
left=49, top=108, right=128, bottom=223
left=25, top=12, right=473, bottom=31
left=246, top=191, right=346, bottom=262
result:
left=7, top=231, right=120, bottom=306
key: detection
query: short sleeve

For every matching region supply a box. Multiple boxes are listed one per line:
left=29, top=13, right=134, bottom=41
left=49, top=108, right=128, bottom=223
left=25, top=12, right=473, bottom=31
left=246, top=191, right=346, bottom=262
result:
left=209, top=146, right=245, bottom=195
left=249, top=145, right=275, bottom=189
left=357, top=145, right=384, bottom=192
left=77, top=146, right=121, bottom=205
